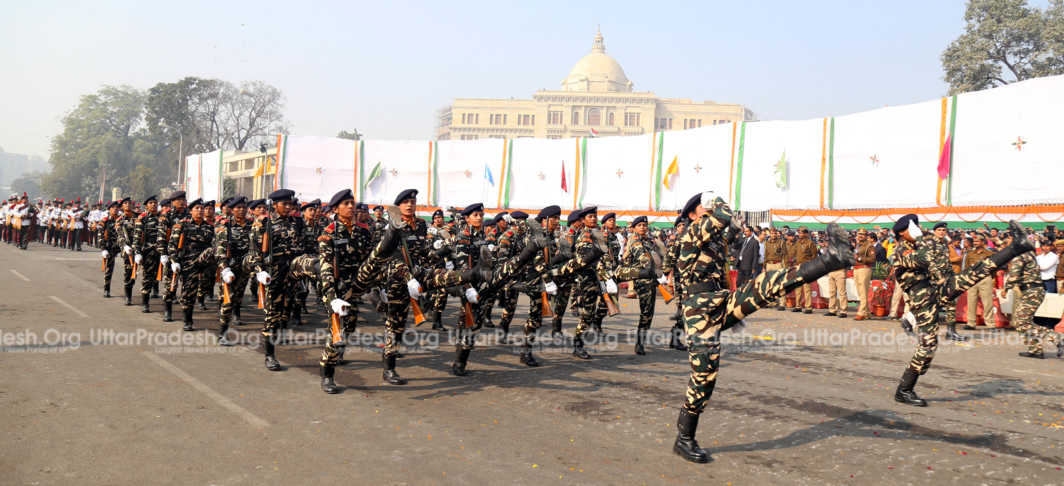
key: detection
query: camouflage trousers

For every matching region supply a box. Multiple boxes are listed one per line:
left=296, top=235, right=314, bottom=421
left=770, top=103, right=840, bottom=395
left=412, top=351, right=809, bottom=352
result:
left=904, top=257, right=1000, bottom=375
left=139, top=252, right=160, bottom=297
left=102, top=253, right=116, bottom=290
left=570, top=273, right=601, bottom=340
left=521, top=289, right=546, bottom=344
left=550, top=281, right=572, bottom=328
left=219, top=256, right=252, bottom=325
left=430, top=289, right=449, bottom=313
left=177, top=265, right=206, bottom=312
left=122, top=254, right=136, bottom=293
left=632, top=279, right=657, bottom=330
left=161, top=260, right=177, bottom=304
left=497, top=288, right=520, bottom=329
left=682, top=265, right=809, bottom=414
left=197, top=265, right=215, bottom=302
left=1013, top=287, right=1053, bottom=354
left=319, top=279, right=360, bottom=367
left=261, top=259, right=293, bottom=340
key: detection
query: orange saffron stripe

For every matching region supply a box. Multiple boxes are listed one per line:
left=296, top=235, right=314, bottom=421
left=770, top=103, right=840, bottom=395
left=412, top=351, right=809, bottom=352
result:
left=728, top=122, right=737, bottom=204
left=648, top=131, right=657, bottom=210
left=936, top=97, right=947, bottom=206
left=496, top=139, right=507, bottom=208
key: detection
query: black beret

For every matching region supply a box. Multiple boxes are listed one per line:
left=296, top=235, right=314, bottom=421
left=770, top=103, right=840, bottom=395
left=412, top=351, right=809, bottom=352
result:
left=681, top=193, right=702, bottom=218
left=204, top=200, right=215, bottom=207
left=187, top=198, right=204, bottom=209
left=355, top=202, right=368, bottom=211
left=484, top=217, right=497, bottom=227
left=107, top=200, right=121, bottom=209
left=220, top=197, right=233, bottom=207
left=227, top=196, right=248, bottom=208
left=268, top=189, right=295, bottom=202
left=373, top=205, right=384, bottom=211
left=537, top=205, right=561, bottom=221
left=119, top=197, right=131, bottom=205
left=328, top=189, right=354, bottom=209
left=460, top=203, right=484, bottom=216
left=248, top=199, right=265, bottom=210
left=933, top=222, right=948, bottom=230
left=566, top=210, right=582, bottom=225
left=511, top=210, right=528, bottom=220
left=170, top=191, right=186, bottom=200
left=394, top=189, right=418, bottom=205
left=632, top=216, right=648, bottom=226
left=600, top=212, right=617, bottom=224
left=300, top=201, right=318, bottom=211
left=581, top=206, right=598, bottom=218
left=432, top=209, right=444, bottom=218
left=143, top=195, right=158, bottom=204
left=496, top=211, right=509, bottom=220
left=893, top=214, right=919, bottom=235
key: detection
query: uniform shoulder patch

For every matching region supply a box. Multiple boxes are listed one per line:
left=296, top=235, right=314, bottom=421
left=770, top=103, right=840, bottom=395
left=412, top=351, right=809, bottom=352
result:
left=317, top=234, right=331, bottom=242
left=324, top=222, right=335, bottom=233
left=354, top=221, right=369, bottom=230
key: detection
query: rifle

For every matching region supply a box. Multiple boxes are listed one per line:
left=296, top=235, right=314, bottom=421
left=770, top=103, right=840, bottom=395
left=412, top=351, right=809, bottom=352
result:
left=387, top=206, right=428, bottom=326
left=170, top=225, right=185, bottom=292
left=257, top=217, right=271, bottom=309
left=328, top=235, right=344, bottom=345
left=526, top=219, right=554, bottom=318
left=590, top=228, right=621, bottom=316
left=221, top=220, right=232, bottom=306
left=651, top=239, right=675, bottom=304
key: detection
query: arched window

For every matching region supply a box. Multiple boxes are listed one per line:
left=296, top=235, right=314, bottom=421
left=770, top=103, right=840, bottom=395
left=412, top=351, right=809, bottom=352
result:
left=607, top=112, right=614, bottom=126
left=586, top=108, right=601, bottom=126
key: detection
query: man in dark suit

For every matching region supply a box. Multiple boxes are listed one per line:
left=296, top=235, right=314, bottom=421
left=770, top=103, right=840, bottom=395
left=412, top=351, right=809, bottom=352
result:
left=735, top=225, right=760, bottom=288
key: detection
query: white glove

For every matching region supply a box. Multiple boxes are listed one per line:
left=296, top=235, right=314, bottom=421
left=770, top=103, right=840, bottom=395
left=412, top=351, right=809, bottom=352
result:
left=427, top=226, right=439, bottom=235
left=464, top=287, right=479, bottom=304
left=378, top=288, right=388, bottom=303
left=160, top=255, right=169, bottom=265
left=700, top=191, right=717, bottom=209
left=502, top=213, right=513, bottom=223
left=407, top=279, right=422, bottom=299
left=256, top=271, right=271, bottom=285
left=605, top=279, right=618, bottom=294
left=123, top=245, right=132, bottom=255
left=657, top=275, right=669, bottom=286
left=134, top=254, right=142, bottom=264
left=487, top=244, right=496, bottom=252
left=445, top=260, right=454, bottom=271
left=907, top=220, right=923, bottom=239
left=433, top=239, right=445, bottom=250
left=221, top=267, right=235, bottom=283
left=171, top=262, right=181, bottom=273
left=101, top=250, right=109, bottom=258
left=330, top=298, right=351, bottom=316
left=544, top=281, right=558, bottom=295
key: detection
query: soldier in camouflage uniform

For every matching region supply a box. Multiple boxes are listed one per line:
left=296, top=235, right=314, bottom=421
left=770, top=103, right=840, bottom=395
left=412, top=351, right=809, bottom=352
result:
left=517, top=206, right=563, bottom=367
left=890, top=215, right=1034, bottom=408
left=444, top=203, right=493, bottom=376
left=167, top=199, right=214, bottom=332
left=288, top=199, right=323, bottom=326
left=670, top=192, right=855, bottom=463
left=249, top=190, right=302, bottom=371
left=663, top=217, right=688, bottom=350
left=928, top=222, right=968, bottom=341
left=588, top=212, right=622, bottom=334
left=194, top=201, right=218, bottom=310
left=97, top=201, right=121, bottom=298
left=132, top=196, right=161, bottom=313
left=315, top=189, right=374, bottom=393
left=115, top=198, right=138, bottom=306
left=493, top=212, right=526, bottom=342
left=550, top=206, right=614, bottom=360
left=547, top=212, right=581, bottom=338
left=425, top=209, right=450, bottom=331
left=613, top=216, right=669, bottom=355
left=157, top=192, right=188, bottom=322
left=215, top=197, right=254, bottom=345
left=1005, top=233, right=1058, bottom=358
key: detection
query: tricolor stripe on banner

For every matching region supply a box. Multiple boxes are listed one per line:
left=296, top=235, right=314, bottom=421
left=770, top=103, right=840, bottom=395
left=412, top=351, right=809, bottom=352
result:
left=653, top=131, right=665, bottom=210
left=197, top=154, right=203, bottom=198
left=426, top=140, right=434, bottom=204
left=274, top=134, right=288, bottom=191
left=733, top=122, right=747, bottom=210
left=577, top=137, right=588, bottom=208
left=573, top=138, right=581, bottom=209
left=353, top=139, right=361, bottom=201
left=648, top=131, right=657, bottom=210
left=497, top=139, right=514, bottom=208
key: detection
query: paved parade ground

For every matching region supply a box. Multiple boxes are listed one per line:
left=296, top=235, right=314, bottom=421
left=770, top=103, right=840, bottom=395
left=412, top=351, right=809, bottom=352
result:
left=2, top=244, right=1063, bottom=485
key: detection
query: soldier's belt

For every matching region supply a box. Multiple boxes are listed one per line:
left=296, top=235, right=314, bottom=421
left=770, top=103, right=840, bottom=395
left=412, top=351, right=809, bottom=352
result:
left=684, top=280, right=722, bottom=297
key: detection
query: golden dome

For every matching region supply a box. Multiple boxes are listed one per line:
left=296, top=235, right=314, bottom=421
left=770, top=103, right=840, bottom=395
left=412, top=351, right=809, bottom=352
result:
left=562, top=30, right=633, bottom=93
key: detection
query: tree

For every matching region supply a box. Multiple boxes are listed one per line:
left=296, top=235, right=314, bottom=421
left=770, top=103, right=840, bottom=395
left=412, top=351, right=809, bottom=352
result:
left=337, top=129, right=362, bottom=141
left=942, top=0, right=1064, bottom=94
left=222, top=81, right=288, bottom=150
left=10, top=172, right=44, bottom=199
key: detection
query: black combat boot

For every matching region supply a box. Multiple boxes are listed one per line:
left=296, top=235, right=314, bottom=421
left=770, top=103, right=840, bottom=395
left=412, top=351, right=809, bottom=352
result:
left=141, top=294, right=151, bottom=313
left=217, top=321, right=233, bottom=346
left=233, top=304, right=243, bottom=326
left=551, top=317, right=563, bottom=338
left=673, top=409, right=710, bottom=463
left=431, top=311, right=443, bottom=331
left=320, top=365, right=340, bottom=394
left=498, top=316, right=511, bottom=342
left=163, top=302, right=174, bottom=322
left=451, top=347, right=471, bottom=376
left=182, top=308, right=194, bottom=331
left=990, top=221, right=1035, bottom=270
left=103, top=284, right=111, bottom=298
left=264, top=340, right=282, bottom=371
left=198, top=295, right=207, bottom=311
left=519, top=342, right=540, bottom=367
left=572, top=335, right=591, bottom=360
left=291, top=305, right=302, bottom=327
left=124, top=286, right=133, bottom=306
left=796, top=223, right=856, bottom=284
left=670, top=323, right=688, bottom=351
left=1018, top=351, right=1044, bottom=359
left=944, top=322, right=968, bottom=341
left=382, top=354, right=407, bottom=385
left=151, top=282, right=159, bottom=298
left=634, top=329, right=647, bottom=355
left=894, top=368, right=927, bottom=407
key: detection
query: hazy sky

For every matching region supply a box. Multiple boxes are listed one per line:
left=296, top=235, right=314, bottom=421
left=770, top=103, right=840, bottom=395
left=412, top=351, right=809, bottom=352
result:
left=4, top=1, right=997, bottom=159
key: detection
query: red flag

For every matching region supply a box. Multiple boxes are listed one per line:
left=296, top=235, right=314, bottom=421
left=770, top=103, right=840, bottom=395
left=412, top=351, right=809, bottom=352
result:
left=561, top=161, right=568, bottom=193
left=937, top=135, right=951, bottom=180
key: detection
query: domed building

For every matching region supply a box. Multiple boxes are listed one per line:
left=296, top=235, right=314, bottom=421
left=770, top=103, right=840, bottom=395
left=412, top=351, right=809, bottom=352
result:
left=436, top=30, right=754, bottom=141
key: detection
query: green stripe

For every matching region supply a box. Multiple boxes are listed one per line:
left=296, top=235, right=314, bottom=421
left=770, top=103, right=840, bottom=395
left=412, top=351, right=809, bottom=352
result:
left=578, top=138, right=588, bottom=208
left=654, top=131, right=665, bottom=210
left=734, top=122, right=747, bottom=210
left=947, top=95, right=957, bottom=206
left=432, top=142, right=439, bottom=206
left=828, top=117, right=835, bottom=209
left=503, top=140, right=513, bottom=208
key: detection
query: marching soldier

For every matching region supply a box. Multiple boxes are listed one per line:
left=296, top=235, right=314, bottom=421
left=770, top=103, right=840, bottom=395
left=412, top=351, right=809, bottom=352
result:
left=588, top=212, right=622, bottom=334
left=930, top=222, right=967, bottom=341
left=1004, top=232, right=1060, bottom=358
left=97, top=201, right=121, bottom=297
left=613, top=216, right=670, bottom=354
left=890, top=215, right=1033, bottom=407
left=492, top=211, right=527, bottom=342
left=195, top=200, right=218, bottom=310
left=548, top=211, right=582, bottom=338
left=663, top=216, right=688, bottom=350
left=215, top=197, right=254, bottom=344
left=168, top=199, right=215, bottom=332
left=158, top=192, right=188, bottom=322
left=425, top=209, right=449, bottom=331
left=133, top=196, right=161, bottom=313
left=115, top=198, right=138, bottom=306
left=551, top=206, right=614, bottom=359
left=516, top=206, right=563, bottom=367
left=249, top=190, right=301, bottom=371
left=670, top=192, right=854, bottom=463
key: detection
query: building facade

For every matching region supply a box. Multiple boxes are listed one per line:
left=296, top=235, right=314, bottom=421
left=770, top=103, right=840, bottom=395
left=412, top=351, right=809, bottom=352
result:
left=435, top=30, right=755, bottom=141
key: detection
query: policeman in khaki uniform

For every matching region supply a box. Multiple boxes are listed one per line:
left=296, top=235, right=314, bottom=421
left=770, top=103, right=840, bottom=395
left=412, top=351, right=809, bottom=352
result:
left=789, top=228, right=818, bottom=313
left=962, top=234, right=996, bottom=329
left=852, top=228, right=876, bottom=320
left=825, top=229, right=850, bottom=317
left=762, top=228, right=786, bottom=309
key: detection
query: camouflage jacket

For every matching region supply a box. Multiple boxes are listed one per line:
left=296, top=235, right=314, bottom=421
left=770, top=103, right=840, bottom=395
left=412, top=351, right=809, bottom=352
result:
left=926, top=235, right=953, bottom=283
left=299, top=217, right=322, bottom=255
left=168, top=218, right=214, bottom=266
left=676, top=205, right=732, bottom=294
left=249, top=212, right=301, bottom=273
left=318, top=218, right=374, bottom=303
left=1005, top=251, right=1040, bottom=289
left=891, top=238, right=935, bottom=294
left=133, top=212, right=161, bottom=255
left=97, top=216, right=120, bottom=252
left=213, top=218, right=254, bottom=270
left=449, top=223, right=487, bottom=269
left=116, top=212, right=138, bottom=251
left=156, top=208, right=188, bottom=256
left=620, top=233, right=654, bottom=279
